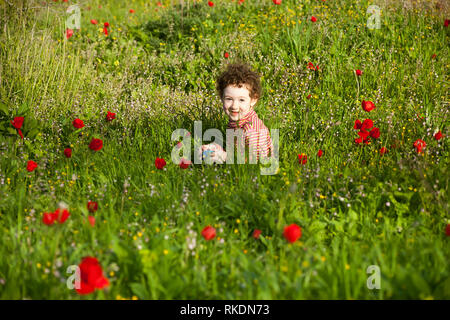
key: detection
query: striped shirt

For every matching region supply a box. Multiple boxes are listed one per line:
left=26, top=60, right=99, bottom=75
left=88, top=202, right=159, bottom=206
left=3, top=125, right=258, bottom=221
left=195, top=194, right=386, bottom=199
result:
left=227, top=109, right=273, bottom=163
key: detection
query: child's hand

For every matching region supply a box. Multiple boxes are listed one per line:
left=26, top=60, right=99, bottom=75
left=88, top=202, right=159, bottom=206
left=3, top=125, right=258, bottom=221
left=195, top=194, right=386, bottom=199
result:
left=200, top=143, right=226, bottom=164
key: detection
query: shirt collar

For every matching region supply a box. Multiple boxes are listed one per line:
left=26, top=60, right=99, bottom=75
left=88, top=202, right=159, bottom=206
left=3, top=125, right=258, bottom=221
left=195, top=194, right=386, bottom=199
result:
left=228, top=109, right=256, bottom=129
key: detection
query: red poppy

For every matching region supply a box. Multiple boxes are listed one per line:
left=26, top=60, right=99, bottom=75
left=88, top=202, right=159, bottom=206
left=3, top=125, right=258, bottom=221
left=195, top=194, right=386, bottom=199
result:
left=283, top=224, right=302, bottom=243
left=66, top=29, right=74, bottom=39
left=369, top=127, right=380, bottom=139
left=64, top=148, right=72, bottom=158
left=88, top=216, right=96, bottom=227
left=444, top=19, right=449, bottom=27
left=42, top=212, right=56, bottom=225
left=298, top=153, right=307, bottom=165
left=27, top=160, right=37, bottom=172
left=272, top=0, right=282, bottom=4
left=413, top=139, right=426, bottom=153
left=104, top=22, right=109, bottom=28
left=11, top=116, right=24, bottom=139
left=106, top=111, right=116, bottom=121
left=155, top=157, right=166, bottom=170
left=361, top=119, right=373, bottom=130
left=72, top=118, right=84, bottom=129
left=358, top=130, right=370, bottom=140
left=87, top=201, right=98, bottom=213
left=307, top=62, right=319, bottom=71
left=103, top=27, right=108, bottom=36
left=208, top=1, right=214, bottom=6
left=89, top=138, right=103, bottom=151
left=179, top=158, right=191, bottom=169
left=446, top=224, right=450, bottom=236
left=380, top=147, right=388, bottom=155
left=355, top=69, right=362, bottom=76
left=252, top=229, right=262, bottom=239
left=307, top=94, right=311, bottom=99
left=238, top=0, right=245, bottom=4
left=354, top=119, right=362, bottom=130
left=201, top=226, right=216, bottom=240
left=90, top=19, right=98, bottom=25
left=54, top=208, right=70, bottom=224
left=129, top=9, right=135, bottom=13
left=434, top=131, right=443, bottom=141
left=431, top=53, right=437, bottom=59
left=355, top=137, right=363, bottom=144
left=362, top=100, right=376, bottom=112
left=11, top=117, right=24, bottom=129
left=224, top=52, right=229, bottom=58
left=76, top=257, right=109, bottom=295
left=311, top=16, right=317, bottom=22
left=317, top=149, right=323, bottom=157
left=157, top=1, right=162, bottom=6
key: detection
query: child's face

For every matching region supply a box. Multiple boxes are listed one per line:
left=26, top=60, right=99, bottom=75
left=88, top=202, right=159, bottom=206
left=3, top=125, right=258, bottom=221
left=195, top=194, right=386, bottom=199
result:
left=221, top=84, right=258, bottom=121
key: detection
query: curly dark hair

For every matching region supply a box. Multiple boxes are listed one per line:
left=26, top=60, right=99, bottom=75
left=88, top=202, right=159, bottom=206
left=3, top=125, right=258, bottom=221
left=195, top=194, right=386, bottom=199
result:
left=216, top=60, right=262, bottom=104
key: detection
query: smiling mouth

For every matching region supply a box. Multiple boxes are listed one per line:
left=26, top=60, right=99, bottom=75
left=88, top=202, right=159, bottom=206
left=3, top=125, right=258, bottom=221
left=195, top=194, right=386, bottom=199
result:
left=231, top=111, right=239, bottom=116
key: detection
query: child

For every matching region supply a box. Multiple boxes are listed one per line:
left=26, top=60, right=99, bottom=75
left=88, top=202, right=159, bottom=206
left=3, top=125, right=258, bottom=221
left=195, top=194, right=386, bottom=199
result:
left=200, top=62, right=273, bottom=164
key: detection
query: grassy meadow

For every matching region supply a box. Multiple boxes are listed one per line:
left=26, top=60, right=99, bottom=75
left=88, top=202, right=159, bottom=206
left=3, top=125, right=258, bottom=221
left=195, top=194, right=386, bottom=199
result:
left=0, top=0, right=449, bottom=299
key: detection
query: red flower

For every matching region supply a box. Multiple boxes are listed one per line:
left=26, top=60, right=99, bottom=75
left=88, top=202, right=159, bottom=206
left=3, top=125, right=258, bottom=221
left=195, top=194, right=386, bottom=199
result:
left=76, top=257, right=109, bottom=295
left=311, top=16, right=317, bottom=22
left=307, top=94, right=311, bottom=99
left=444, top=19, right=449, bottom=27
left=90, top=19, right=98, bottom=25
left=252, top=229, right=262, bottom=239
left=42, top=212, right=56, bottom=225
left=208, top=1, right=214, bottom=7
left=26, top=160, right=37, bottom=172
left=362, top=100, right=376, bottom=112
left=106, top=111, right=116, bottom=121
left=355, top=69, right=362, bottom=76
left=224, top=52, right=229, bottom=58
left=380, top=147, right=388, bottom=155
left=355, top=137, right=363, bottom=144
left=11, top=117, right=24, bottom=129
left=157, top=1, right=162, bottom=6
left=103, top=27, right=108, bottom=36
left=317, top=149, right=323, bottom=157
left=87, top=201, right=98, bottom=213
left=283, top=224, right=302, bottom=243
left=66, top=29, right=74, bottom=39
left=369, top=127, right=380, bottom=139
left=104, top=22, right=109, bottom=28
left=179, top=158, right=191, bottom=169
left=272, top=0, right=282, bottom=4
left=446, top=224, right=450, bottom=236
left=64, top=148, right=72, bottom=158
left=89, top=138, right=103, bottom=151
left=11, top=116, right=24, bottom=139
left=298, top=153, right=307, bottom=165
left=358, top=130, right=370, bottom=140
left=88, top=216, right=96, bottom=227
left=307, top=62, right=319, bottom=71
left=361, top=119, right=373, bottom=130
left=53, top=208, right=70, bottom=224
left=72, top=118, right=84, bottom=129
left=201, top=226, right=216, bottom=240
left=238, top=0, right=245, bottom=4
left=431, top=53, right=437, bottom=59
left=155, top=157, right=166, bottom=170
left=413, top=139, right=426, bottom=153
left=129, top=9, right=135, bottom=13
left=354, top=119, right=362, bottom=130
left=434, top=131, right=443, bottom=141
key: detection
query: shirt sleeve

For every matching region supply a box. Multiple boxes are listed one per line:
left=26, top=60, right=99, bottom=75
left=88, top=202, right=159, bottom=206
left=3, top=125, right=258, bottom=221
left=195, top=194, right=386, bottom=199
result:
left=244, top=128, right=272, bottom=162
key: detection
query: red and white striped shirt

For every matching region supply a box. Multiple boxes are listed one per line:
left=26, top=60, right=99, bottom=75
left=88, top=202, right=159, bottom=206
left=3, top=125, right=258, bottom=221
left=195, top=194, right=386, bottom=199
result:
left=227, top=109, right=273, bottom=163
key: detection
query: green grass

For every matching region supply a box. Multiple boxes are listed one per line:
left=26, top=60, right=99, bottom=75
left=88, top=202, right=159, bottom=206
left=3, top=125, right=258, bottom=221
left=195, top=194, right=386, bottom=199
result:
left=0, top=0, right=449, bottom=299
